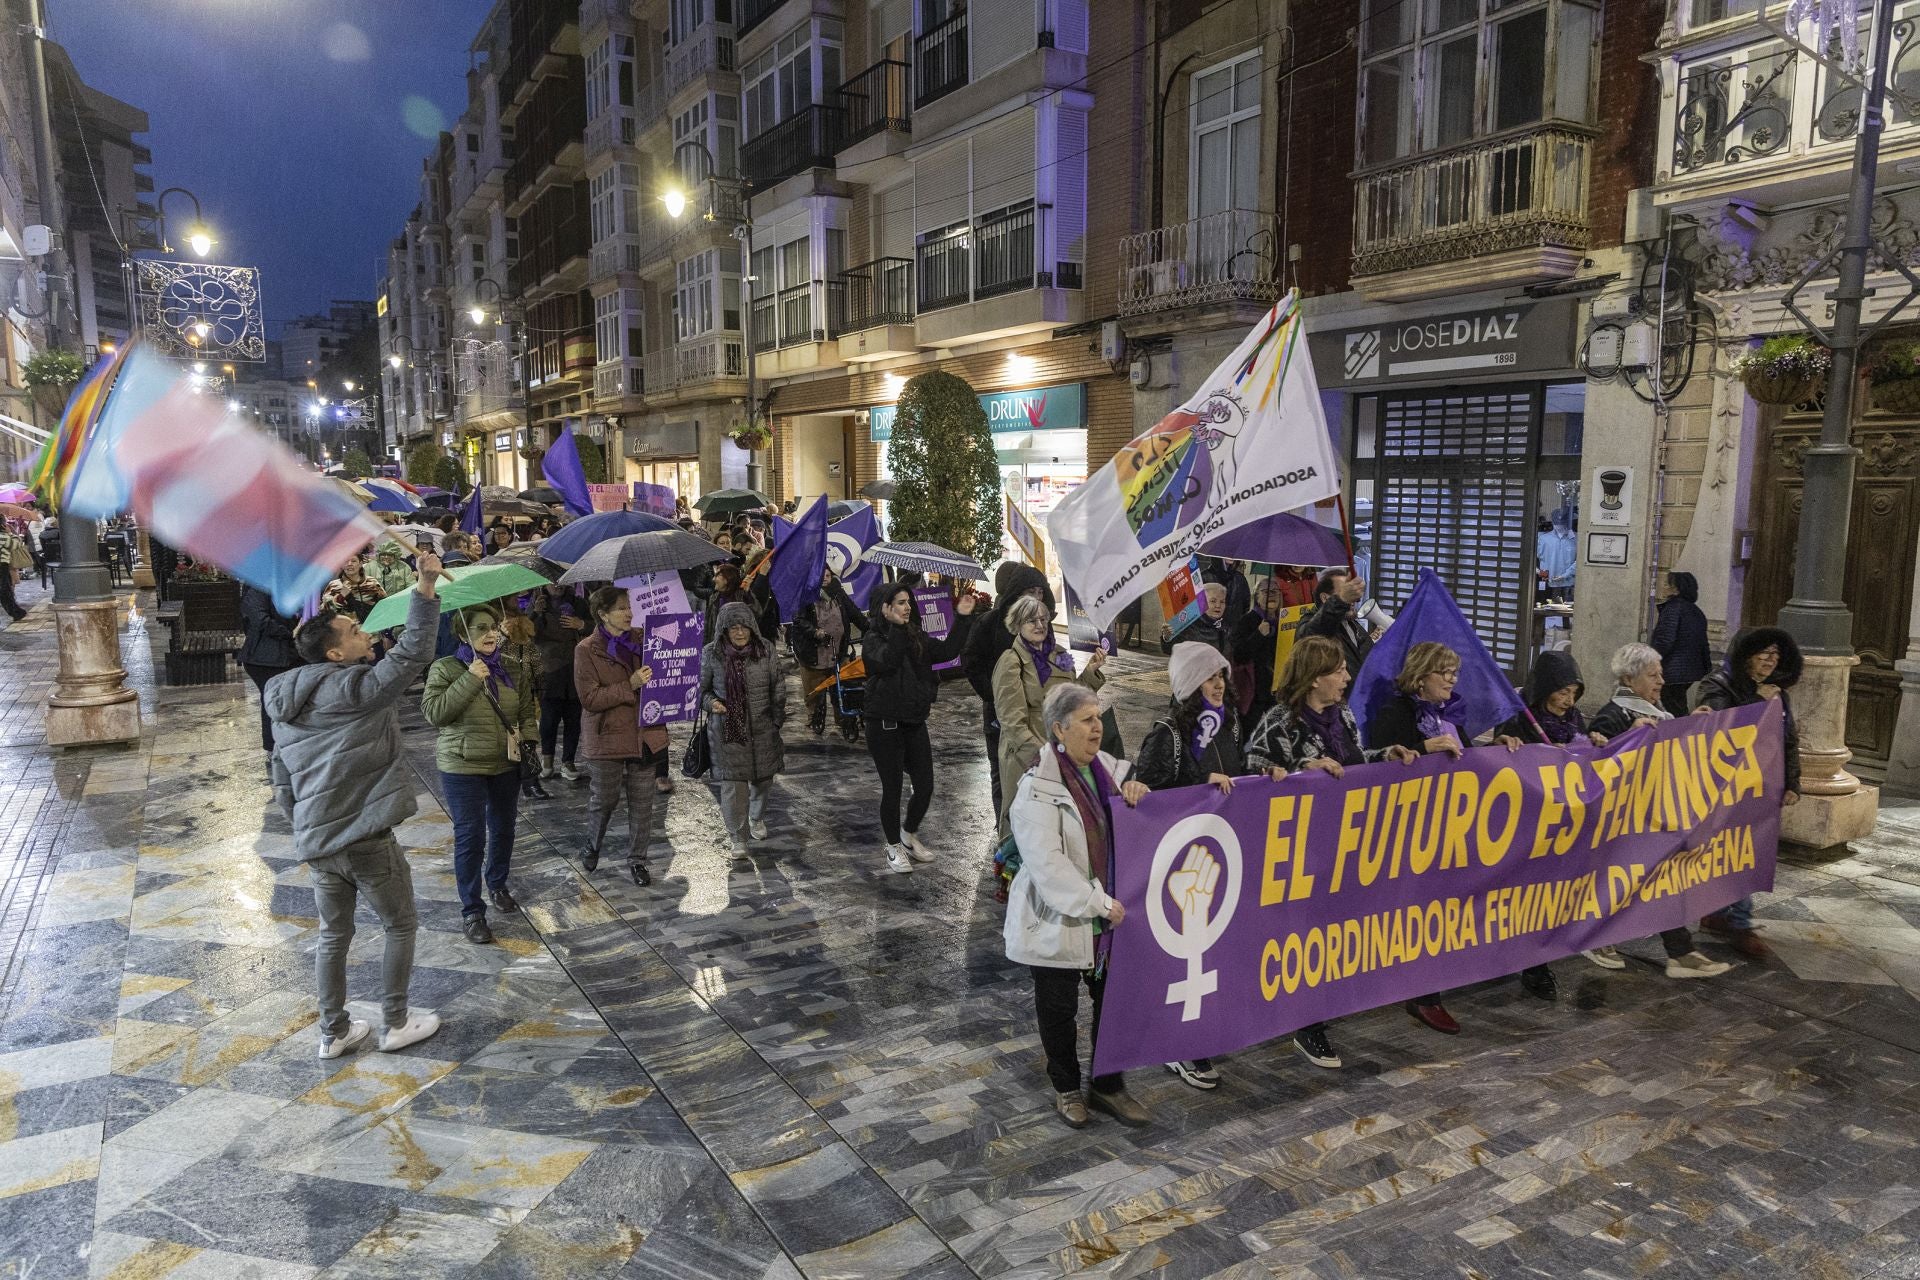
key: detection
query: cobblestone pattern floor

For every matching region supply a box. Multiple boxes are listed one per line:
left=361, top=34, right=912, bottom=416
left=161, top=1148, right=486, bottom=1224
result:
left=1, top=590, right=1918, bottom=1279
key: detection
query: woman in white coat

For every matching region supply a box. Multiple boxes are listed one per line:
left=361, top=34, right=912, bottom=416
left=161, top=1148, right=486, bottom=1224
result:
left=1004, top=681, right=1151, bottom=1131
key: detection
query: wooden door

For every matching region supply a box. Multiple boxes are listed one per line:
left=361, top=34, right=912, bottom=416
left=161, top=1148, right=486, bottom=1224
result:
left=1746, top=411, right=1920, bottom=768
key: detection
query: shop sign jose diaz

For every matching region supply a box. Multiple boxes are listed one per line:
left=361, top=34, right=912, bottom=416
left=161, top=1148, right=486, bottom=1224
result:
left=869, top=383, right=1086, bottom=442
left=1308, top=299, right=1576, bottom=389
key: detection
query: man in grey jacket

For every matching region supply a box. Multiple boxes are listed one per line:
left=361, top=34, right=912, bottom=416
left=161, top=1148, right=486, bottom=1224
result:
left=268, top=553, right=446, bottom=1059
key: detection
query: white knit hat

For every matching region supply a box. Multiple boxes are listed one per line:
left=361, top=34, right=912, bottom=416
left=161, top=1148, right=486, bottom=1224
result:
left=1168, top=641, right=1229, bottom=702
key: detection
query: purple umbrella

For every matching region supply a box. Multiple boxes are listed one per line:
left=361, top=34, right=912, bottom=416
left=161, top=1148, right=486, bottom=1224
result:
left=1201, top=511, right=1348, bottom=568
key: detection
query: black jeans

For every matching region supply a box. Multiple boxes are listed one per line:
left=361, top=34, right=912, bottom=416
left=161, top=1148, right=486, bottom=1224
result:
left=1659, top=927, right=1694, bottom=958
left=0, top=570, right=22, bottom=620
left=983, top=702, right=1002, bottom=816
left=244, top=662, right=291, bottom=752
left=539, top=680, right=582, bottom=764
left=1660, top=682, right=1693, bottom=718
left=867, top=718, right=934, bottom=844
left=1031, top=966, right=1120, bottom=1095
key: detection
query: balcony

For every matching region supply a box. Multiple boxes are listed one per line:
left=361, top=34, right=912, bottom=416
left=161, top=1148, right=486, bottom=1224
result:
left=831, top=257, right=917, bottom=362
left=666, top=24, right=737, bottom=100
left=912, top=202, right=1080, bottom=345
left=585, top=110, right=636, bottom=157
left=1350, top=124, right=1593, bottom=301
left=580, top=0, right=630, bottom=32
left=594, top=358, right=645, bottom=402
left=915, top=11, right=968, bottom=108
left=1116, top=209, right=1282, bottom=319
left=838, top=58, right=911, bottom=151
left=589, top=232, right=644, bottom=282
left=737, top=0, right=784, bottom=37
left=741, top=105, right=842, bottom=187
left=641, top=347, right=679, bottom=398
left=678, top=332, right=746, bottom=385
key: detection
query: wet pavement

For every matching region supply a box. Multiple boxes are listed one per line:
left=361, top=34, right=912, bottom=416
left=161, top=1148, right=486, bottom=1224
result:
left=2, top=587, right=1920, bottom=1278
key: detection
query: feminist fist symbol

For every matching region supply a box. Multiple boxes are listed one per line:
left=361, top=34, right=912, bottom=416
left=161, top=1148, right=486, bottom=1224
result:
left=1147, top=816, right=1243, bottom=1022
left=1167, top=844, right=1220, bottom=936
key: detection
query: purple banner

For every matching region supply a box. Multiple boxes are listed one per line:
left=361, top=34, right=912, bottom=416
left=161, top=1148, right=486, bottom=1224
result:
left=912, top=586, right=961, bottom=673
left=1091, top=702, right=1784, bottom=1074
left=639, top=611, right=704, bottom=726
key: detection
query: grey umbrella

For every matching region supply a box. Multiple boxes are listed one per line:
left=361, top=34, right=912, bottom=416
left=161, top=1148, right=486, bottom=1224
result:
left=858, top=480, right=895, bottom=500
left=557, top=529, right=730, bottom=585
left=827, top=499, right=870, bottom=523
left=860, top=540, right=988, bottom=579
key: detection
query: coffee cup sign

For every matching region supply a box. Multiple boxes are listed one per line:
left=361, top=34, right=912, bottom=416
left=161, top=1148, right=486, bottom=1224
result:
left=1589, top=466, right=1633, bottom=527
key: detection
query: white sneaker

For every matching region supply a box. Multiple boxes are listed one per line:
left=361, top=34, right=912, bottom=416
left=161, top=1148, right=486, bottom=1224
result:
left=540, top=760, right=559, bottom=780
left=1583, top=946, right=1627, bottom=970
left=378, top=1012, right=442, bottom=1052
left=558, top=762, right=582, bottom=782
left=901, top=831, right=935, bottom=863
left=884, top=844, right=914, bottom=874
left=729, top=837, right=749, bottom=858
left=317, top=1018, right=370, bottom=1059
left=749, top=819, right=769, bottom=842
left=1666, top=951, right=1732, bottom=979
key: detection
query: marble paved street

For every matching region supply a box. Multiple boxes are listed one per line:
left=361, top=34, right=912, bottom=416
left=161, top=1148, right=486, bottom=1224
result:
left=4, top=588, right=1920, bottom=1278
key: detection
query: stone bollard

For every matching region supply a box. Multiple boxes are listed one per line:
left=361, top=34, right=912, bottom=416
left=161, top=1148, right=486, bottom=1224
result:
left=1781, top=652, right=1878, bottom=850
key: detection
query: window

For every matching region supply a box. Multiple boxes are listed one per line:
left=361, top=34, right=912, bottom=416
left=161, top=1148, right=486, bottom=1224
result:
left=1357, top=0, right=1596, bottom=166
left=595, top=288, right=642, bottom=361
left=742, top=20, right=843, bottom=140
left=1189, top=51, right=1262, bottom=219
left=590, top=164, right=641, bottom=242
left=671, top=0, right=733, bottom=45
left=675, top=98, right=739, bottom=183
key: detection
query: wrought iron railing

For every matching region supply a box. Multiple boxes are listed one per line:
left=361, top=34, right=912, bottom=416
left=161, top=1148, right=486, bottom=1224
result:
left=917, top=224, right=971, bottom=312
left=751, top=295, right=777, bottom=352
left=915, top=11, right=968, bottom=107
left=1116, top=209, right=1281, bottom=317
left=737, top=0, right=783, bottom=37
left=838, top=58, right=911, bottom=149
left=1351, top=125, right=1592, bottom=278
left=834, top=257, right=914, bottom=331
left=776, top=284, right=817, bottom=346
left=641, top=348, right=679, bottom=396
left=666, top=24, right=736, bottom=98
left=975, top=203, right=1036, bottom=299
left=741, top=105, right=843, bottom=187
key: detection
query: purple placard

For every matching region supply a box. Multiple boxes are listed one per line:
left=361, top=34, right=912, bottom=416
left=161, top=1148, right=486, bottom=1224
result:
left=1089, top=702, right=1785, bottom=1074
left=912, top=585, right=961, bottom=672
left=1064, top=584, right=1116, bottom=657
left=639, top=611, right=704, bottom=726
left=633, top=482, right=677, bottom=519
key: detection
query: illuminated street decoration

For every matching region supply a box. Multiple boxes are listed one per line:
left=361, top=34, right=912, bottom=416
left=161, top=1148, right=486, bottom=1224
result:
left=133, top=260, right=267, bottom=361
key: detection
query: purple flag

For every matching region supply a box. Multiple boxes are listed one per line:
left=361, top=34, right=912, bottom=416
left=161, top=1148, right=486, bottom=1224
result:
left=1090, top=701, right=1784, bottom=1074
left=459, top=484, right=484, bottom=536
left=1351, top=568, right=1523, bottom=743
left=827, top=505, right=883, bottom=610
left=541, top=420, right=594, bottom=518
left=768, top=496, right=827, bottom=625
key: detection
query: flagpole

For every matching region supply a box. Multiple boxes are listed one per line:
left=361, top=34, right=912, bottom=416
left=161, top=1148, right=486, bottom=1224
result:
left=1334, top=493, right=1355, bottom=576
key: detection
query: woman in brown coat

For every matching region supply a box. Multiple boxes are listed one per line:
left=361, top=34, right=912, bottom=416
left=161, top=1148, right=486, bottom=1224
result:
left=574, top=586, right=670, bottom=885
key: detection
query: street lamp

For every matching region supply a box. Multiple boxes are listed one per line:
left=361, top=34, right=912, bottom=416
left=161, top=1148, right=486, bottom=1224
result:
left=156, top=187, right=214, bottom=257
left=468, top=277, right=506, bottom=328
left=663, top=139, right=761, bottom=487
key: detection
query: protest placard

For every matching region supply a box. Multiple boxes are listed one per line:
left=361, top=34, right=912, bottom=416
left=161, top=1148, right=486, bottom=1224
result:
left=639, top=611, right=703, bottom=726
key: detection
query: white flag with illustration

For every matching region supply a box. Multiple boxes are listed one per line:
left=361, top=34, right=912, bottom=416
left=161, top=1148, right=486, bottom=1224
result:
left=1046, top=291, right=1341, bottom=631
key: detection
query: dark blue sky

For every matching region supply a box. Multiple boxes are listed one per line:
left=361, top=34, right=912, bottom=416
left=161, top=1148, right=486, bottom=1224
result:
left=49, top=0, right=489, bottom=327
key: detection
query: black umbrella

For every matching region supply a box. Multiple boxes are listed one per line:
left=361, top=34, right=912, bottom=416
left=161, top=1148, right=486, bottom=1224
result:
left=693, top=487, right=772, bottom=516
left=557, top=529, right=730, bottom=586
left=858, top=480, right=895, bottom=500
left=479, top=545, right=567, bottom=582
left=519, top=486, right=564, bottom=505
left=827, top=499, right=870, bottom=523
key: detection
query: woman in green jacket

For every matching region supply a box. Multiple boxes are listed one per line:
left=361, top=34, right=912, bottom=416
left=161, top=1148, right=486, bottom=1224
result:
left=423, top=606, right=538, bottom=945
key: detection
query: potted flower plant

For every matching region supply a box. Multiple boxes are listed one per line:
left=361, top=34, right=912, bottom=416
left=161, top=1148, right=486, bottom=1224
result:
left=1863, top=335, right=1920, bottom=414
left=22, top=350, right=88, bottom=421
left=1731, top=335, right=1831, bottom=407
left=728, top=421, right=772, bottom=451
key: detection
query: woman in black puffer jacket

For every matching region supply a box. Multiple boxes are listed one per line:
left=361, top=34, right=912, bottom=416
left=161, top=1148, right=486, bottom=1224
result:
left=1649, top=571, right=1712, bottom=717
left=862, top=580, right=977, bottom=874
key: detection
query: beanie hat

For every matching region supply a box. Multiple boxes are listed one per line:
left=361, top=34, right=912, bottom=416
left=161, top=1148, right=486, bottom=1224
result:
left=1169, top=641, right=1229, bottom=702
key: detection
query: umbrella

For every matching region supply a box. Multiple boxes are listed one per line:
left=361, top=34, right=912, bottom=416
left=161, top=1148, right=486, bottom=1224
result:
left=380, top=524, right=444, bottom=554
left=329, top=476, right=375, bottom=503
left=480, top=485, right=517, bottom=502
left=858, top=480, right=894, bottom=500
left=479, top=550, right=566, bottom=582
left=0, top=503, right=37, bottom=521
left=419, top=493, right=455, bottom=509
left=557, top=529, right=729, bottom=586
left=483, top=497, right=550, bottom=518
left=414, top=486, right=451, bottom=499
left=0, top=484, right=35, bottom=505
left=827, top=499, right=869, bottom=523
left=519, top=486, right=564, bottom=505
left=360, top=561, right=551, bottom=632
left=692, top=487, right=771, bottom=516
left=1200, top=511, right=1348, bottom=568
left=540, top=509, right=678, bottom=563
left=365, top=488, right=422, bottom=514
left=860, top=540, right=986, bottom=579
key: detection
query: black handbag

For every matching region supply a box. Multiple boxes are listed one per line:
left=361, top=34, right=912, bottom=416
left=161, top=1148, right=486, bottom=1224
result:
left=682, top=713, right=712, bottom=778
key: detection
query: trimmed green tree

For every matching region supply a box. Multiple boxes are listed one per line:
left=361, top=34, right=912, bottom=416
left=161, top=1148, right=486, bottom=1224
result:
left=431, top=454, right=466, bottom=496
left=887, top=371, right=1001, bottom=568
left=340, top=446, right=373, bottom=480
left=577, top=437, right=608, bottom=484
left=405, top=443, right=439, bottom=486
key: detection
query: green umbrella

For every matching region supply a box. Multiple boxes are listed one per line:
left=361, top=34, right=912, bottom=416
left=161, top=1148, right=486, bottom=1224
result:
left=360, top=562, right=550, bottom=632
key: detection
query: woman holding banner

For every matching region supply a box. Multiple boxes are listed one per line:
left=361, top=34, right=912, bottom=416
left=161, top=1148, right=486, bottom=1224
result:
left=1134, top=642, right=1248, bottom=1091
left=700, top=601, right=788, bottom=854
left=1005, top=680, right=1151, bottom=1130
left=991, top=595, right=1105, bottom=839
left=1244, top=635, right=1420, bottom=1069
left=863, top=581, right=978, bottom=875
left=575, top=586, right=669, bottom=886
left=1363, top=642, right=1551, bottom=1031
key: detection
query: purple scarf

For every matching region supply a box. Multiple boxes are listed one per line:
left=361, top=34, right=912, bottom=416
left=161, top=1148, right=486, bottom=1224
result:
left=1297, top=699, right=1357, bottom=766
left=599, top=624, right=644, bottom=667
left=722, top=642, right=753, bottom=746
left=456, top=643, right=514, bottom=693
left=1533, top=704, right=1584, bottom=745
left=1054, top=742, right=1119, bottom=964
left=1190, top=696, right=1226, bottom=761
left=1025, top=637, right=1073, bottom=686
left=1414, top=695, right=1463, bottom=745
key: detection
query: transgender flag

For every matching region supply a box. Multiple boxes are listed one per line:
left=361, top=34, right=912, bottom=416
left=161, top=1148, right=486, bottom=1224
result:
left=64, top=343, right=383, bottom=612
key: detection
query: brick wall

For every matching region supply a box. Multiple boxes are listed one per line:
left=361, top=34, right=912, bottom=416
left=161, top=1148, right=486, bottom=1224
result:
left=1281, top=5, right=1361, bottom=298
left=1590, top=0, right=1663, bottom=253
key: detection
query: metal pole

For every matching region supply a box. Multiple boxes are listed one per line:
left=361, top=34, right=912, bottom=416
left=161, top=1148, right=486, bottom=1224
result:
left=24, top=0, right=111, bottom=604
left=740, top=202, right=761, bottom=493
left=1779, top=0, right=1896, bottom=655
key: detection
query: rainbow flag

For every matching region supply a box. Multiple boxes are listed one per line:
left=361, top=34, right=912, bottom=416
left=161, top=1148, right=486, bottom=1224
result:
left=24, top=344, right=131, bottom=509
left=63, top=342, right=383, bottom=612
